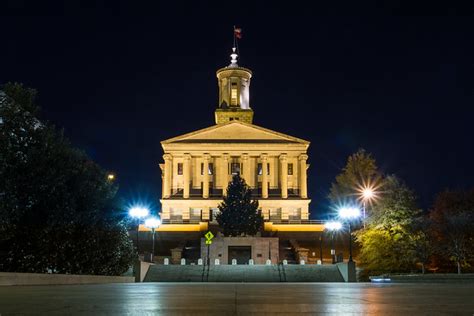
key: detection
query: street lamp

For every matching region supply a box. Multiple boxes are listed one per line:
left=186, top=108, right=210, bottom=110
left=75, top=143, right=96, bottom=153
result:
left=338, top=206, right=361, bottom=263
left=145, top=217, right=161, bottom=262
left=361, top=187, right=374, bottom=227
left=129, top=206, right=149, bottom=257
left=325, top=221, right=342, bottom=264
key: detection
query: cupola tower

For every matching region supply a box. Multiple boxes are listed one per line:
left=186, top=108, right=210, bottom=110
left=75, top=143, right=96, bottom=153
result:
left=215, top=47, right=254, bottom=124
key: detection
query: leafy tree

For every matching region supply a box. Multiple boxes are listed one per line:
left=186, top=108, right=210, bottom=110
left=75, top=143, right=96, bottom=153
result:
left=408, top=217, right=434, bottom=274
left=0, top=82, right=135, bottom=275
left=430, top=189, right=474, bottom=274
left=329, top=148, right=382, bottom=204
left=355, top=176, right=421, bottom=275
left=217, top=174, right=263, bottom=236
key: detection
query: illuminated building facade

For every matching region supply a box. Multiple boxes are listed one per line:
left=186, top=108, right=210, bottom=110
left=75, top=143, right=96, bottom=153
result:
left=152, top=48, right=324, bottom=234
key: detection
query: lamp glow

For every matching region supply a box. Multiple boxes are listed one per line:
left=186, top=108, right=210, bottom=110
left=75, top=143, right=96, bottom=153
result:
left=338, top=207, right=361, bottom=219
left=145, top=217, right=161, bottom=229
left=325, top=221, right=342, bottom=231
left=129, top=207, right=149, bottom=218
left=362, top=188, right=374, bottom=200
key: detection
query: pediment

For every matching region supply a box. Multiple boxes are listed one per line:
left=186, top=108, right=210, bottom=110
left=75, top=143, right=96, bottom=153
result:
left=161, top=121, right=309, bottom=145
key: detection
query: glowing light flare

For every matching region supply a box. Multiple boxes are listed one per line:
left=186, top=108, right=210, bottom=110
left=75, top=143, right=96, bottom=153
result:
left=338, top=207, right=361, bottom=219
left=129, top=206, right=149, bottom=218
left=362, top=187, right=374, bottom=200
left=355, top=178, right=383, bottom=205
left=145, top=217, right=161, bottom=229
left=107, top=173, right=115, bottom=181
left=325, top=221, right=343, bottom=231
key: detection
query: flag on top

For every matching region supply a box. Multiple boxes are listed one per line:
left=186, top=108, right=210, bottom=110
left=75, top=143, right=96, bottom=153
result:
left=234, top=27, right=242, bottom=39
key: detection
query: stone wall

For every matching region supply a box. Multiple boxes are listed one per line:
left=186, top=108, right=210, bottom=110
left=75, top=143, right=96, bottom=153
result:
left=0, top=272, right=134, bottom=286
left=201, top=236, right=279, bottom=265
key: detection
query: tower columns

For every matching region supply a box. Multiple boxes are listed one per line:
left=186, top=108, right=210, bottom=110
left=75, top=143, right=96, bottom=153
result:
left=280, top=154, right=288, bottom=199
left=163, top=154, right=172, bottom=198
left=183, top=154, right=191, bottom=199
left=261, top=154, right=268, bottom=198
left=299, top=154, right=308, bottom=198
left=202, top=154, right=210, bottom=198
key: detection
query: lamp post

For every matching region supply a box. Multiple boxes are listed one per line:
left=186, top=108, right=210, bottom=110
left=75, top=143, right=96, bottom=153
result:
left=338, top=206, right=361, bottom=263
left=361, top=187, right=374, bottom=228
left=145, top=217, right=161, bottom=262
left=129, top=206, right=149, bottom=257
left=325, top=221, right=342, bottom=264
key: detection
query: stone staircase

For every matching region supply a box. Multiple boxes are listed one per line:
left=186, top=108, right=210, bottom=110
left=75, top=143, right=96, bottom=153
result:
left=144, top=264, right=344, bottom=282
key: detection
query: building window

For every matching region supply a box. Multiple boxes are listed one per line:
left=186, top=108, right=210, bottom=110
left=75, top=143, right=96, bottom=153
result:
left=170, top=208, right=183, bottom=220
left=200, top=163, right=214, bottom=175
left=231, top=162, right=240, bottom=175
left=177, top=163, right=183, bottom=175
left=231, top=82, right=238, bottom=105
left=258, top=163, right=270, bottom=175
left=190, top=208, right=201, bottom=220
left=288, top=163, right=293, bottom=175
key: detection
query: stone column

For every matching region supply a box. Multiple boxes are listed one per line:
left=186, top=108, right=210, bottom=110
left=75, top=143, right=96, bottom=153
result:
left=183, top=154, right=191, bottom=198
left=299, top=154, right=308, bottom=198
left=203, top=154, right=210, bottom=198
left=261, top=154, right=268, bottom=198
left=222, top=154, right=229, bottom=196
left=242, top=154, right=250, bottom=183
left=163, top=154, right=172, bottom=198
left=280, top=154, right=288, bottom=198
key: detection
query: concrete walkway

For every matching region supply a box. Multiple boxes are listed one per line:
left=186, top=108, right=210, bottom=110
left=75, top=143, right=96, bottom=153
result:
left=1, top=282, right=473, bottom=315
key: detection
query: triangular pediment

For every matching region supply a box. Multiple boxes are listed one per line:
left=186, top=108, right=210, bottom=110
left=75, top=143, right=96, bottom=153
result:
left=161, top=121, right=309, bottom=145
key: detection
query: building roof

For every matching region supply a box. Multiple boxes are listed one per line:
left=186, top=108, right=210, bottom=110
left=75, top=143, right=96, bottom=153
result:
left=161, top=120, right=310, bottom=146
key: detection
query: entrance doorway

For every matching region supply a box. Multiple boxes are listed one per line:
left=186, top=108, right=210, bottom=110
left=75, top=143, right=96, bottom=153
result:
left=228, top=246, right=251, bottom=264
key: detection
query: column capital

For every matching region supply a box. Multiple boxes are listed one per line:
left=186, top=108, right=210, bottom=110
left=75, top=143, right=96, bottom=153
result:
left=260, top=153, right=268, bottom=161
left=203, top=153, right=211, bottom=161
left=163, top=153, right=172, bottom=161
left=279, top=154, right=288, bottom=161
left=222, top=153, right=229, bottom=161
left=183, top=154, right=191, bottom=161
left=298, top=154, right=308, bottom=161
left=242, top=153, right=249, bottom=161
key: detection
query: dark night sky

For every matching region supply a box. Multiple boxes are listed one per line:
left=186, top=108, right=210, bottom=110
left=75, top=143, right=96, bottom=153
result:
left=1, top=1, right=473, bottom=218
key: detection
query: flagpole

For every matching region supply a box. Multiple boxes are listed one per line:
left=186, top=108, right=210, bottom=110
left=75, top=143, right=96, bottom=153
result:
left=233, top=25, right=236, bottom=49
left=234, top=26, right=240, bottom=57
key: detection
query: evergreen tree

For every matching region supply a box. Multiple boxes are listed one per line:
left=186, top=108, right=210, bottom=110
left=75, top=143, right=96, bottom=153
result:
left=0, top=83, right=135, bottom=275
left=216, top=174, right=263, bottom=236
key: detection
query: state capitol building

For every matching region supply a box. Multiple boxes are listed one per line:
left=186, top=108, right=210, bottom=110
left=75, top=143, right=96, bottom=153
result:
left=141, top=47, right=325, bottom=264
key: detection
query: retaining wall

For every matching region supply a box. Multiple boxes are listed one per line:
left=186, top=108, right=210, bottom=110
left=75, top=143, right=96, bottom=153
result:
left=0, top=272, right=134, bottom=286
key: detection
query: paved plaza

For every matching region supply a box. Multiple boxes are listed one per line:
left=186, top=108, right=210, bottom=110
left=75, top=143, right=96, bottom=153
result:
left=0, top=282, right=473, bottom=315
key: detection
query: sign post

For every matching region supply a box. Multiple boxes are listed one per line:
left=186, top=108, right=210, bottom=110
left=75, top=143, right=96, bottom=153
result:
left=204, top=231, right=214, bottom=266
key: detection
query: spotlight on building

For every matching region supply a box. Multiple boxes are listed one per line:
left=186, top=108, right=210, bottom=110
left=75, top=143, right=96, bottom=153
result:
left=129, top=207, right=149, bottom=219
left=338, top=206, right=361, bottom=219
left=145, top=217, right=161, bottom=229
left=325, top=221, right=342, bottom=231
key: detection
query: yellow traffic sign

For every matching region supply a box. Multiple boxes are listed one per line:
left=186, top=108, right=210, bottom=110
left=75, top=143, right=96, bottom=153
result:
left=205, top=231, right=214, bottom=245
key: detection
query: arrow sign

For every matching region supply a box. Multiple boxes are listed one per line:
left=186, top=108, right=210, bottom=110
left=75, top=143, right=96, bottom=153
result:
left=205, top=231, right=214, bottom=245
